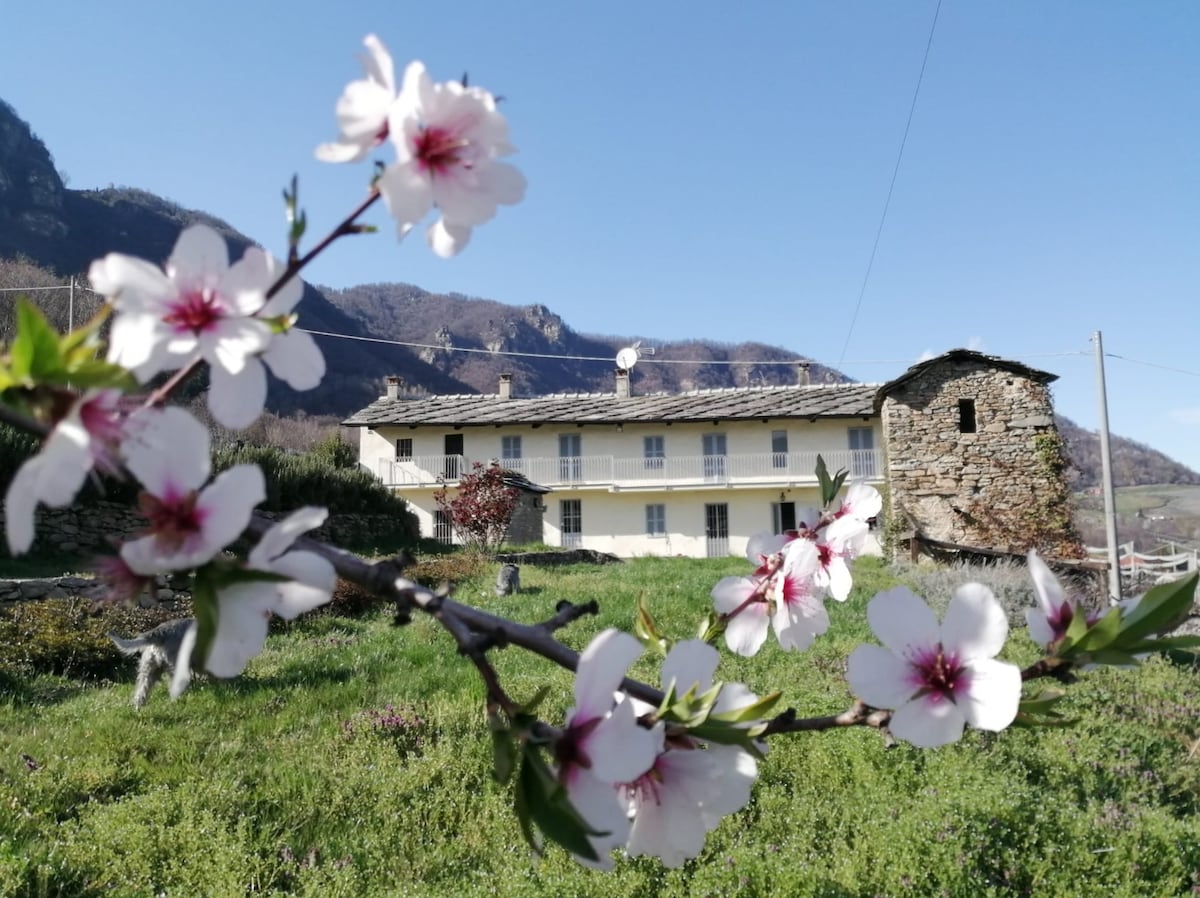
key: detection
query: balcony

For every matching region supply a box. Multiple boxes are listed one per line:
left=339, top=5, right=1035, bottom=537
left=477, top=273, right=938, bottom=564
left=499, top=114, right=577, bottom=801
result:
left=375, top=449, right=884, bottom=491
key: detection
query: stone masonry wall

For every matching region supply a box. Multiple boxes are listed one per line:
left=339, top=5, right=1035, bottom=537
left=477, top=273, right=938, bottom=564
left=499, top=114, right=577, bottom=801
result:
left=881, top=359, right=1082, bottom=557
left=2, top=501, right=411, bottom=565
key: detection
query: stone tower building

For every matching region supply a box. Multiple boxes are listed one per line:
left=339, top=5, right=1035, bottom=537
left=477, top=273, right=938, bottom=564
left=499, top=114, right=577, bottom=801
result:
left=876, top=350, right=1082, bottom=558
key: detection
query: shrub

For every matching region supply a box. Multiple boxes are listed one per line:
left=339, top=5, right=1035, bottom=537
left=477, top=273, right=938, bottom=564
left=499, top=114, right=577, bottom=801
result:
left=433, top=462, right=518, bottom=555
left=0, top=597, right=189, bottom=680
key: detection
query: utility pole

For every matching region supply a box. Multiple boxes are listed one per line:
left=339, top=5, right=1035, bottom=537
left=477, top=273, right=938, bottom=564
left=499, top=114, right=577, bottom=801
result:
left=68, top=276, right=74, bottom=332
left=1093, top=331, right=1121, bottom=603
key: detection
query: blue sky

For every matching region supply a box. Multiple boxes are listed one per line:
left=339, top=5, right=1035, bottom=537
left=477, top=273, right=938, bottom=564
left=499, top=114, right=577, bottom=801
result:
left=2, top=1, right=1198, bottom=473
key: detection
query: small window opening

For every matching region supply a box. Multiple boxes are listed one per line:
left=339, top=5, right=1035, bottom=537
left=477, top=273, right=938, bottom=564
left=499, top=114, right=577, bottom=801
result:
left=958, top=399, right=977, bottom=434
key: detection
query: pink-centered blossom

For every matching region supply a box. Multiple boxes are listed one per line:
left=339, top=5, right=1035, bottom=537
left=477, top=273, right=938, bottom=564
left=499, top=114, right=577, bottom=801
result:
left=90, top=224, right=294, bottom=429
left=836, top=481, right=882, bottom=523
left=316, top=34, right=398, bottom=163
left=170, top=507, right=336, bottom=697
left=5, top=389, right=126, bottom=555
left=815, top=514, right=870, bottom=602
left=1025, top=550, right=1078, bottom=649
left=377, top=61, right=526, bottom=257
left=847, top=585, right=1022, bottom=748
left=555, top=628, right=657, bottom=869
left=713, top=538, right=829, bottom=657
left=620, top=641, right=761, bottom=867
left=119, top=407, right=265, bottom=574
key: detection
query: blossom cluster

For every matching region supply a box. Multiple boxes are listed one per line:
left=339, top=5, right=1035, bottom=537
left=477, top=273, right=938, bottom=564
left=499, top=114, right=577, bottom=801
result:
left=317, top=34, right=526, bottom=257
left=710, top=482, right=883, bottom=656
left=556, top=630, right=762, bottom=868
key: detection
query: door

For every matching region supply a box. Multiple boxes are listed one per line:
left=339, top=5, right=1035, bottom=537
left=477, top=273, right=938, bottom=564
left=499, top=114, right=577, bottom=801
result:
left=702, top=433, right=727, bottom=482
left=443, top=434, right=464, bottom=480
left=705, top=503, right=729, bottom=557
left=771, top=501, right=797, bottom=534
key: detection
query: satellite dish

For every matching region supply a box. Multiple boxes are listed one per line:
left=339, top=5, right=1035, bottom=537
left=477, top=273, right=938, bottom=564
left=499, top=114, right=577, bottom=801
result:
left=616, top=346, right=640, bottom=371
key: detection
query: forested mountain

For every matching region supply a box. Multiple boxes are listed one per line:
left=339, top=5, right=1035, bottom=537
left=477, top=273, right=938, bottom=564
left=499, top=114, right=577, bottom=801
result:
left=2, top=96, right=1198, bottom=490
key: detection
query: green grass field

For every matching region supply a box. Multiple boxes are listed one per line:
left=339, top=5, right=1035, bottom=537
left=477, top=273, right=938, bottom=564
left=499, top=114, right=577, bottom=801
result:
left=2, top=556, right=1199, bottom=897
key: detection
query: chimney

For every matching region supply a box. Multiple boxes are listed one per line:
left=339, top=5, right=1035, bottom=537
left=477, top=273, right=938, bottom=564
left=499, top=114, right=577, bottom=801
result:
left=615, top=369, right=631, bottom=399
left=385, top=375, right=403, bottom=400
left=797, top=362, right=811, bottom=386
left=498, top=373, right=513, bottom=400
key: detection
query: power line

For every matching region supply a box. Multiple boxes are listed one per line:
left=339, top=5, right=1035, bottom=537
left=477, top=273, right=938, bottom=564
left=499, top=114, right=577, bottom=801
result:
left=1104, top=353, right=1200, bottom=379
left=836, top=0, right=943, bottom=365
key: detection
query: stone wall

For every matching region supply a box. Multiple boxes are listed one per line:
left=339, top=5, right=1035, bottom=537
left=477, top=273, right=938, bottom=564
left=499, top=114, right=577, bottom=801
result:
left=4, top=501, right=413, bottom=562
left=880, top=357, right=1082, bottom=558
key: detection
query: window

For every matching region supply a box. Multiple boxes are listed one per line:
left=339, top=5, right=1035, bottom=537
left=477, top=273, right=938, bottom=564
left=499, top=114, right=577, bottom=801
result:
left=560, top=499, right=582, bottom=548
left=771, top=430, right=788, bottom=469
left=559, top=434, right=582, bottom=481
left=434, top=510, right=453, bottom=545
left=643, top=435, right=665, bottom=469
left=645, top=503, right=666, bottom=536
left=501, top=435, right=522, bottom=470
left=702, top=433, right=727, bottom=481
left=958, top=399, right=977, bottom=434
left=848, top=426, right=877, bottom=478
left=395, top=438, right=413, bottom=459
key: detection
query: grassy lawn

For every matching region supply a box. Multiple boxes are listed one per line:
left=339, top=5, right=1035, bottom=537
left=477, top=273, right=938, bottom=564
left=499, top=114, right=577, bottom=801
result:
left=1, top=556, right=1199, bottom=897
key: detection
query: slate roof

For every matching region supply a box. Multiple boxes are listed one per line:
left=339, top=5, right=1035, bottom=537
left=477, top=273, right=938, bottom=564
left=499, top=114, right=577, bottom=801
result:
left=343, top=382, right=881, bottom=428
left=875, top=349, right=1058, bottom=410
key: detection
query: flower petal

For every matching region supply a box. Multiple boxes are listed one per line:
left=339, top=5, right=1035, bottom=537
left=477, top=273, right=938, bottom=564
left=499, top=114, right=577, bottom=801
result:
left=427, top=218, right=472, bottom=258
left=206, top=582, right=273, bottom=678
left=208, top=356, right=268, bottom=430
left=168, top=224, right=229, bottom=283
left=723, top=602, right=770, bottom=657
left=250, top=506, right=328, bottom=567
left=958, top=657, right=1022, bottom=732
left=889, top=695, right=967, bottom=748
left=866, top=587, right=940, bottom=659
left=197, top=464, right=266, bottom=550
left=268, top=550, right=337, bottom=619
left=572, top=628, right=641, bottom=722
left=122, top=407, right=211, bottom=495
left=661, top=640, right=719, bottom=694
left=942, top=583, right=1007, bottom=661
left=846, top=643, right=917, bottom=710
left=377, top=160, right=434, bottom=233
left=169, top=621, right=198, bottom=698
left=262, top=329, right=325, bottom=391
left=564, top=767, right=627, bottom=871
left=1027, top=550, right=1064, bottom=615
left=585, top=697, right=658, bottom=784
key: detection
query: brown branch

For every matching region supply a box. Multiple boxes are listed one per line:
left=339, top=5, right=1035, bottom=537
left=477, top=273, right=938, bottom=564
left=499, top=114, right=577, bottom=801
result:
left=267, top=188, right=382, bottom=300
left=761, top=700, right=892, bottom=736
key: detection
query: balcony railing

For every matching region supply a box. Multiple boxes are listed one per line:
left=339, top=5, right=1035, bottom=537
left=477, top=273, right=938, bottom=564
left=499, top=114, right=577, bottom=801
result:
left=375, top=449, right=883, bottom=490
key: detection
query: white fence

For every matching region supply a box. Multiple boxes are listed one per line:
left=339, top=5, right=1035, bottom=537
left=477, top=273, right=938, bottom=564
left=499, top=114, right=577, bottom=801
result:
left=1085, top=542, right=1198, bottom=585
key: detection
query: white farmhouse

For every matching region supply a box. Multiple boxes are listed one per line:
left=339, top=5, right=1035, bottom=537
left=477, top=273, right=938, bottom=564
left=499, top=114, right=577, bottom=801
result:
left=344, top=370, right=884, bottom=558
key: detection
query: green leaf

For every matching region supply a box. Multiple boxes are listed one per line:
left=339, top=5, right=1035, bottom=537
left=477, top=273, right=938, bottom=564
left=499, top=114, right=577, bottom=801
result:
left=634, top=595, right=671, bottom=657
left=697, top=611, right=725, bottom=645
left=189, top=574, right=220, bottom=678
left=488, top=713, right=517, bottom=785
left=514, top=685, right=551, bottom=716
left=9, top=299, right=64, bottom=382
left=1083, top=648, right=1143, bottom=668
left=516, top=748, right=603, bottom=862
left=1056, top=601, right=1092, bottom=653
left=56, top=359, right=137, bottom=391
left=815, top=455, right=833, bottom=507
left=1073, top=606, right=1123, bottom=653
left=1117, top=634, right=1200, bottom=655
left=1116, top=574, right=1198, bottom=643
left=708, top=690, right=782, bottom=725
left=1017, top=688, right=1067, bottom=715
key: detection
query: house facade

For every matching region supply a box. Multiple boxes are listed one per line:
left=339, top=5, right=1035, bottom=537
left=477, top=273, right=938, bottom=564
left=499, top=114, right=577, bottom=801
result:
left=344, top=371, right=884, bottom=558
left=343, top=349, right=1080, bottom=559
